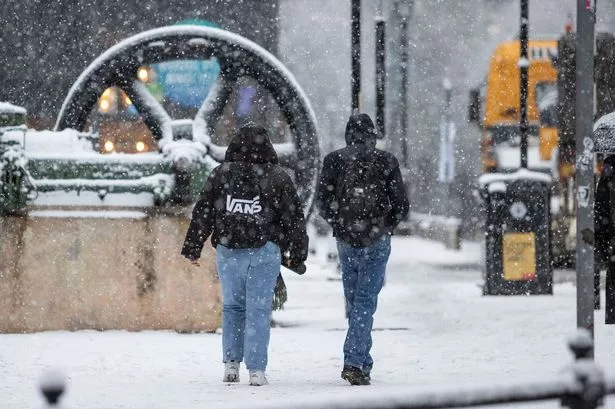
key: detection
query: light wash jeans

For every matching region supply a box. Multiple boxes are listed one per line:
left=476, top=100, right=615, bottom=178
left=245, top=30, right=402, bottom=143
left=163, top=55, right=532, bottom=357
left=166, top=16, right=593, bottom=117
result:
left=216, top=241, right=280, bottom=371
left=337, top=234, right=391, bottom=372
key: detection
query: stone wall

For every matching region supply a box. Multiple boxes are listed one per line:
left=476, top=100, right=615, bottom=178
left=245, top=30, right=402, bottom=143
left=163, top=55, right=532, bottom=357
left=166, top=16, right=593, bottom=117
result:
left=0, top=210, right=220, bottom=333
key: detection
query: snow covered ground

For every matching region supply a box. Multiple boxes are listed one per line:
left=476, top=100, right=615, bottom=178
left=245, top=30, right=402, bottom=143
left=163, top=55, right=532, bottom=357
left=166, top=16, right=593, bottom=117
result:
left=2, top=235, right=614, bottom=409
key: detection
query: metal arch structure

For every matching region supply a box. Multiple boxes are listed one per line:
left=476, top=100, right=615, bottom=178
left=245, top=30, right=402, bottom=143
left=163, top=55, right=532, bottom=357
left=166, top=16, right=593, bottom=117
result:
left=54, top=25, right=320, bottom=211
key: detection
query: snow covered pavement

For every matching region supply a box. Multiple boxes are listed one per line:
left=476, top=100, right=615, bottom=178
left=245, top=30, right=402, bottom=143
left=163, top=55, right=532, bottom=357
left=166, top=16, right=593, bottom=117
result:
left=2, top=236, right=614, bottom=409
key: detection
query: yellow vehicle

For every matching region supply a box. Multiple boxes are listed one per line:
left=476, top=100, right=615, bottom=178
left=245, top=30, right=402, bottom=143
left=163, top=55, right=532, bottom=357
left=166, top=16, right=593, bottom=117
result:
left=470, top=39, right=559, bottom=173
left=469, top=38, right=575, bottom=266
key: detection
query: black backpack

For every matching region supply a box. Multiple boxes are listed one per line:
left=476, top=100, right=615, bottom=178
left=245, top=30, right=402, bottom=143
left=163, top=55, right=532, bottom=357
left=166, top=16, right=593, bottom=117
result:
left=337, top=157, right=387, bottom=233
left=217, top=163, right=273, bottom=249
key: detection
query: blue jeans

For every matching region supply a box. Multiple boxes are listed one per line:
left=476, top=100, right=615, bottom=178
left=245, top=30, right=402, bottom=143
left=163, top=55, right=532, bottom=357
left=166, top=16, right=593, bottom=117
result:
left=337, top=235, right=391, bottom=372
left=216, top=241, right=280, bottom=371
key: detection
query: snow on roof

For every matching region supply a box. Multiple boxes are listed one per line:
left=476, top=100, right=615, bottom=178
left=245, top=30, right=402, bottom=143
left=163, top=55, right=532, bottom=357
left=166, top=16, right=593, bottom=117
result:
left=3, top=128, right=170, bottom=164
left=494, top=145, right=556, bottom=173
left=1, top=129, right=96, bottom=154
left=161, top=139, right=207, bottom=165
left=593, top=111, right=615, bottom=153
left=10, top=129, right=96, bottom=153
left=27, top=151, right=166, bottom=164
left=0, top=101, right=27, bottom=115
left=33, top=174, right=173, bottom=190
left=29, top=209, right=148, bottom=219
left=478, top=168, right=553, bottom=188
left=56, top=25, right=318, bottom=133
left=31, top=190, right=156, bottom=207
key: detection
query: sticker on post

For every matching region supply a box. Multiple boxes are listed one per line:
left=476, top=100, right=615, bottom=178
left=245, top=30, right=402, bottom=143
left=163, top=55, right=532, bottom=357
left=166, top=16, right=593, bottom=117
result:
left=578, top=137, right=594, bottom=171
left=578, top=186, right=590, bottom=208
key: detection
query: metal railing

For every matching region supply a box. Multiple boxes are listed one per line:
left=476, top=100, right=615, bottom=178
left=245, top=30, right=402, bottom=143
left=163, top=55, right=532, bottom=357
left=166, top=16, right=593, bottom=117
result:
left=37, top=329, right=613, bottom=409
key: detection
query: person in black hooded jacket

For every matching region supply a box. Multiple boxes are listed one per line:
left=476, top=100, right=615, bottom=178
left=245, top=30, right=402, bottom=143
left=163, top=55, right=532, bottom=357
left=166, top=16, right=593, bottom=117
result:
left=316, top=113, right=409, bottom=385
left=594, top=154, right=615, bottom=325
left=182, top=125, right=308, bottom=386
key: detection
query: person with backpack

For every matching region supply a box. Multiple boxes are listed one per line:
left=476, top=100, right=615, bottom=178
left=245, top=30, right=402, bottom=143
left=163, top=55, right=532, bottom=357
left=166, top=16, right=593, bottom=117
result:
left=181, top=125, right=309, bottom=386
left=316, top=113, right=409, bottom=385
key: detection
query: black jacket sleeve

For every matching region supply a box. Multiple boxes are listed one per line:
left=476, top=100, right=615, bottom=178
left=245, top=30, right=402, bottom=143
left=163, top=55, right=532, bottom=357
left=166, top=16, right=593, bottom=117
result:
left=386, top=157, right=410, bottom=230
left=315, top=153, right=340, bottom=229
left=595, top=173, right=612, bottom=263
left=181, top=169, right=219, bottom=260
left=279, top=173, right=309, bottom=267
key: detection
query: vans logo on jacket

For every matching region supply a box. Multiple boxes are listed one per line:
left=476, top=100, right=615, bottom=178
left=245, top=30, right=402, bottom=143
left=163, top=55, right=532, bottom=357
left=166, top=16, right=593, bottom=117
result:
left=226, top=195, right=262, bottom=214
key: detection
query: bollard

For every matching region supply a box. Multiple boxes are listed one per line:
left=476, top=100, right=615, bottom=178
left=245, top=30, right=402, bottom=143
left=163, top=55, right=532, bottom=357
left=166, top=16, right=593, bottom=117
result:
left=595, top=263, right=601, bottom=311
left=445, top=221, right=461, bottom=250
left=607, top=263, right=615, bottom=324
left=561, top=329, right=606, bottom=409
left=39, top=369, right=66, bottom=407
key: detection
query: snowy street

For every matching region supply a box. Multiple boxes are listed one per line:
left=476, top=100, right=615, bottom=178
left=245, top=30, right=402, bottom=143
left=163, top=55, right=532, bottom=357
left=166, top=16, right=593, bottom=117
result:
left=3, top=236, right=614, bottom=409
left=3, top=0, right=615, bottom=408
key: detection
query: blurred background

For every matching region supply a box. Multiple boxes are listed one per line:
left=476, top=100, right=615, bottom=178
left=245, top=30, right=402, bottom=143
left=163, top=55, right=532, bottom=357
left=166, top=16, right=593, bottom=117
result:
left=2, top=0, right=615, bottom=234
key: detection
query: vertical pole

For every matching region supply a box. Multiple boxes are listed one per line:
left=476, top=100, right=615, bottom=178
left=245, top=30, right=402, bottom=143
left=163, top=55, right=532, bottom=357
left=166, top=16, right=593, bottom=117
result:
left=519, top=0, right=529, bottom=169
left=576, top=0, right=596, bottom=341
left=399, top=3, right=409, bottom=168
left=375, top=1, right=386, bottom=138
left=607, top=264, right=615, bottom=324
left=351, top=0, right=361, bottom=113
left=444, top=78, right=453, bottom=217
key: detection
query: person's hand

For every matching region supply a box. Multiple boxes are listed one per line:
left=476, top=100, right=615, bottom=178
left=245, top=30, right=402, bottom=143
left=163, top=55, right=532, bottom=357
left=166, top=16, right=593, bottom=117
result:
left=283, top=258, right=306, bottom=275
left=291, top=262, right=307, bottom=275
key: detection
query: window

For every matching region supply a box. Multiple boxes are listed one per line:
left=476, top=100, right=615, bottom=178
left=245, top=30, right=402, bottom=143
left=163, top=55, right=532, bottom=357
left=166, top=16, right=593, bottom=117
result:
left=535, top=82, right=558, bottom=127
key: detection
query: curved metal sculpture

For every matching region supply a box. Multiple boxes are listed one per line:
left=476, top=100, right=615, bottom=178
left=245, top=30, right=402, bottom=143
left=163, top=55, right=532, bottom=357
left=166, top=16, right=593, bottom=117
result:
left=55, top=25, right=320, bottom=210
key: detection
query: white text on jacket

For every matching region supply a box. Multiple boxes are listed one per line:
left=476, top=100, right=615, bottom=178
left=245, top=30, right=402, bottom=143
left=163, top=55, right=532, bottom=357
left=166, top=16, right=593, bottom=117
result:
left=226, top=195, right=262, bottom=214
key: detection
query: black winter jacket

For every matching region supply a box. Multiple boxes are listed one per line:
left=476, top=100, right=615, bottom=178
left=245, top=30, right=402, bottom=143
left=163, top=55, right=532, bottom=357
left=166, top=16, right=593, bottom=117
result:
left=595, top=156, right=615, bottom=263
left=181, top=126, right=309, bottom=266
left=594, top=155, right=615, bottom=324
left=316, top=114, right=409, bottom=247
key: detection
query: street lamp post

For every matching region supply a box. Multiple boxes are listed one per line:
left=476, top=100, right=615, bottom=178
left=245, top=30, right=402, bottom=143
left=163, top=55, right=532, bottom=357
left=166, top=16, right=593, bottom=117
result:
left=519, top=0, right=529, bottom=169
left=576, top=0, right=596, bottom=341
left=375, top=0, right=386, bottom=138
left=397, top=0, right=412, bottom=169
left=439, top=78, right=454, bottom=216
left=351, top=0, right=361, bottom=113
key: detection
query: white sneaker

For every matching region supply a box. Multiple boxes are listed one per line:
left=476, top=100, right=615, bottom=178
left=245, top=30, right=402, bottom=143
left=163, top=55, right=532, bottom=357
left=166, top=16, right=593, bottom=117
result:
left=249, top=370, right=269, bottom=386
left=223, top=361, right=240, bottom=382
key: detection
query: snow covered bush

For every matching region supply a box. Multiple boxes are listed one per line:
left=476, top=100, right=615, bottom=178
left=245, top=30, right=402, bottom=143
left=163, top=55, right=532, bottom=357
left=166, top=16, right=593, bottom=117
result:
left=0, top=102, right=27, bottom=129
left=0, top=142, right=30, bottom=213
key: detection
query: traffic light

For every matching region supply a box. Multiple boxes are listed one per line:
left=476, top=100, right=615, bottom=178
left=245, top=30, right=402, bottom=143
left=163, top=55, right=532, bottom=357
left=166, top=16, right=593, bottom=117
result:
left=596, top=32, right=615, bottom=119
left=556, top=32, right=576, bottom=166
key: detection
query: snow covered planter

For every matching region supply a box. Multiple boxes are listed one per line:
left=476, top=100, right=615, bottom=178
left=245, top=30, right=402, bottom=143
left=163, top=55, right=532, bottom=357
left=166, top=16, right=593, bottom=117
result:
left=0, top=130, right=218, bottom=333
left=0, top=25, right=318, bottom=333
left=0, top=143, right=30, bottom=214
left=0, top=102, right=29, bottom=213
left=0, top=128, right=209, bottom=209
